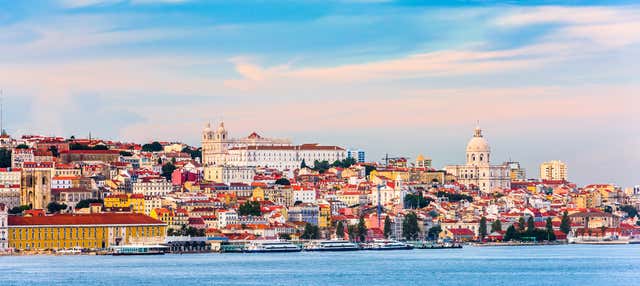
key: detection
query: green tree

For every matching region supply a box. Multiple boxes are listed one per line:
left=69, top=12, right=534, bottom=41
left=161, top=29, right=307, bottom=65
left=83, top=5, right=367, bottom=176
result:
left=0, top=148, right=11, bottom=168
left=518, top=217, right=526, bottom=232
left=119, top=151, right=133, bottom=157
left=47, top=202, right=67, bottom=214
left=312, top=160, right=331, bottom=173
left=491, top=220, right=502, bottom=233
left=279, top=233, right=291, bottom=240
left=274, top=178, right=291, bottom=185
left=142, top=141, right=163, bottom=152
left=620, top=205, right=638, bottom=218
left=161, top=162, right=176, bottom=181
left=8, top=204, right=31, bottom=215
left=347, top=224, right=358, bottom=242
left=402, top=212, right=420, bottom=241
left=336, top=221, right=345, bottom=239
left=527, top=216, right=535, bottom=233
left=301, top=223, right=320, bottom=239
left=479, top=217, right=488, bottom=239
left=75, top=199, right=103, bottom=209
left=504, top=225, right=517, bottom=241
left=427, top=225, right=442, bottom=241
left=560, top=211, right=571, bottom=234
left=383, top=216, right=392, bottom=239
left=546, top=217, right=556, bottom=241
left=300, top=159, right=308, bottom=169
left=238, top=201, right=262, bottom=216
left=404, top=193, right=432, bottom=209
left=358, top=215, right=368, bottom=242
left=15, top=144, right=29, bottom=149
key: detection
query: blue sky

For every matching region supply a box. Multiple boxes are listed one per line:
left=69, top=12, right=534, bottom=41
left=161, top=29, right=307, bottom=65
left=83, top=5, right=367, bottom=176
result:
left=0, top=0, right=638, bottom=187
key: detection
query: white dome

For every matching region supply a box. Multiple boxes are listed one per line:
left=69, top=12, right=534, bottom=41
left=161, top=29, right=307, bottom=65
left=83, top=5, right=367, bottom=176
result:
left=217, top=121, right=226, bottom=133
left=203, top=122, right=212, bottom=133
left=466, top=126, right=490, bottom=152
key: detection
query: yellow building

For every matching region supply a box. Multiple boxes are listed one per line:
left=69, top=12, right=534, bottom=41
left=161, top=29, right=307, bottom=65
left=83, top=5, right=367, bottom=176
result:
left=8, top=213, right=166, bottom=250
left=369, top=169, right=410, bottom=182
left=318, top=202, right=331, bottom=228
left=104, top=193, right=146, bottom=214
left=150, top=207, right=174, bottom=226
left=252, top=187, right=265, bottom=201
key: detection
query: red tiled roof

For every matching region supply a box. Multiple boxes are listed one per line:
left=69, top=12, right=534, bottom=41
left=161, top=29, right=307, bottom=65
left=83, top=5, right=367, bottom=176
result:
left=8, top=213, right=165, bottom=226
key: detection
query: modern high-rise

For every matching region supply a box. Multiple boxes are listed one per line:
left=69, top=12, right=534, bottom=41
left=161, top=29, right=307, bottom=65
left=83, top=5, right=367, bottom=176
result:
left=347, top=149, right=366, bottom=163
left=539, top=160, right=568, bottom=181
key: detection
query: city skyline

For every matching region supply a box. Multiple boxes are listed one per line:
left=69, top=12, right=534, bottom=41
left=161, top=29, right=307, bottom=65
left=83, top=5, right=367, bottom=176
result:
left=0, top=0, right=638, bottom=186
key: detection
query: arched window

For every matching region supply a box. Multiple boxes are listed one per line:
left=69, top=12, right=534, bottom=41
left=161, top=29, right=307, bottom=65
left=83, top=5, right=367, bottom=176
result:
left=472, top=155, right=476, bottom=161
left=480, top=154, right=484, bottom=161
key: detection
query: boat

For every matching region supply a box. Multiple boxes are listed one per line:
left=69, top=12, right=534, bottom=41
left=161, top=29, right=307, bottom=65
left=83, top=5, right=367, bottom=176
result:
left=111, top=245, right=168, bottom=256
left=244, top=240, right=302, bottom=253
left=304, top=240, right=360, bottom=252
left=363, top=239, right=414, bottom=251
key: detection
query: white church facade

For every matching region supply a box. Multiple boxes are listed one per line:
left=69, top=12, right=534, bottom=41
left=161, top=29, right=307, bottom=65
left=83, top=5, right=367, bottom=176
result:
left=445, top=126, right=510, bottom=193
left=202, top=122, right=347, bottom=171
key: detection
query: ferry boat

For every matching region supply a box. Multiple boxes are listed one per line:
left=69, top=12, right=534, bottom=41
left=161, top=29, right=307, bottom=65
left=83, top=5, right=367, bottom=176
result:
left=304, top=240, right=360, bottom=252
left=363, top=240, right=414, bottom=251
left=111, top=245, right=168, bottom=256
left=244, top=240, right=302, bottom=253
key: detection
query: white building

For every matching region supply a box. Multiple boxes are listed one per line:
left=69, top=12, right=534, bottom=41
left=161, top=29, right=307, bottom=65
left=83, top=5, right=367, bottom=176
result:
left=51, top=175, right=77, bottom=189
left=0, top=203, right=7, bottom=251
left=202, top=122, right=346, bottom=171
left=293, top=188, right=316, bottom=204
left=218, top=209, right=238, bottom=228
left=539, top=160, right=567, bottom=181
left=11, top=148, right=34, bottom=168
left=0, top=168, right=21, bottom=209
left=144, top=196, right=162, bottom=216
left=203, top=165, right=255, bottom=184
left=132, top=177, right=172, bottom=197
left=445, top=126, right=511, bottom=193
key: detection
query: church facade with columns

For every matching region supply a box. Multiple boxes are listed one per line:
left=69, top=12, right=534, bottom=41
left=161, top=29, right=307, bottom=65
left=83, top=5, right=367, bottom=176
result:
left=445, top=126, right=510, bottom=193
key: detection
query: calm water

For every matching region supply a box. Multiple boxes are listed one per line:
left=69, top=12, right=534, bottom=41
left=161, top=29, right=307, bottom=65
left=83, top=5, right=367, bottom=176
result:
left=1, top=245, right=639, bottom=286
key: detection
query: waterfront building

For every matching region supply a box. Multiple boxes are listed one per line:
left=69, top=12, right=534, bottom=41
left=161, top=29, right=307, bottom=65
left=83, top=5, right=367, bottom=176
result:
left=288, top=203, right=319, bottom=225
left=7, top=213, right=166, bottom=250
left=539, top=160, right=567, bottom=181
left=445, top=126, right=510, bottom=193
left=0, top=203, right=7, bottom=251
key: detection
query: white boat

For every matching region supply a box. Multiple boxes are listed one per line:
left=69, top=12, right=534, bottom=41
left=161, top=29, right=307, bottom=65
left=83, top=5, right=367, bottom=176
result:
left=364, top=239, right=414, bottom=250
left=111, top=245, right=168, bottom=256
left=244, top=240, right=302, bottom=253
left=304, top=240, right=360, bottom=252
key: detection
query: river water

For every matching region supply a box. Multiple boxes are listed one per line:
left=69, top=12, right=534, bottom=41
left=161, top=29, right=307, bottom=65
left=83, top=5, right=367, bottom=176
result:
left=1, top=244, right=638, bottom=285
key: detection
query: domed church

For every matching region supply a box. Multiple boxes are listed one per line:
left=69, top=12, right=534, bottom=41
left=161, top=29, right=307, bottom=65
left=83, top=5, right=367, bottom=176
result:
left=445, top=126, right=510, bottom=193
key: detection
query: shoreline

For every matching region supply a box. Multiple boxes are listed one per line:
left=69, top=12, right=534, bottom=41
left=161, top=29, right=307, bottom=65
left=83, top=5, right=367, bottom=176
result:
left=4, top=242, right=638, bottom=256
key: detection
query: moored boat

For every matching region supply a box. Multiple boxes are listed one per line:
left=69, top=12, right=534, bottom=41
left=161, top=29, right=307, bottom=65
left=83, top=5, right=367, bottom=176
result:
left=304, top=240, right=360, bottom=252
left=244, top=240, right=302, bottom=253
left=111, top=245, right=168, bottom=256
left=363, top=240, right=413, bottom=251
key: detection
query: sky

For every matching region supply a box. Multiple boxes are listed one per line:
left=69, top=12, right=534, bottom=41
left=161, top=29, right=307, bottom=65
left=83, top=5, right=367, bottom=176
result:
left=0, top=0, right=638, bottom=187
